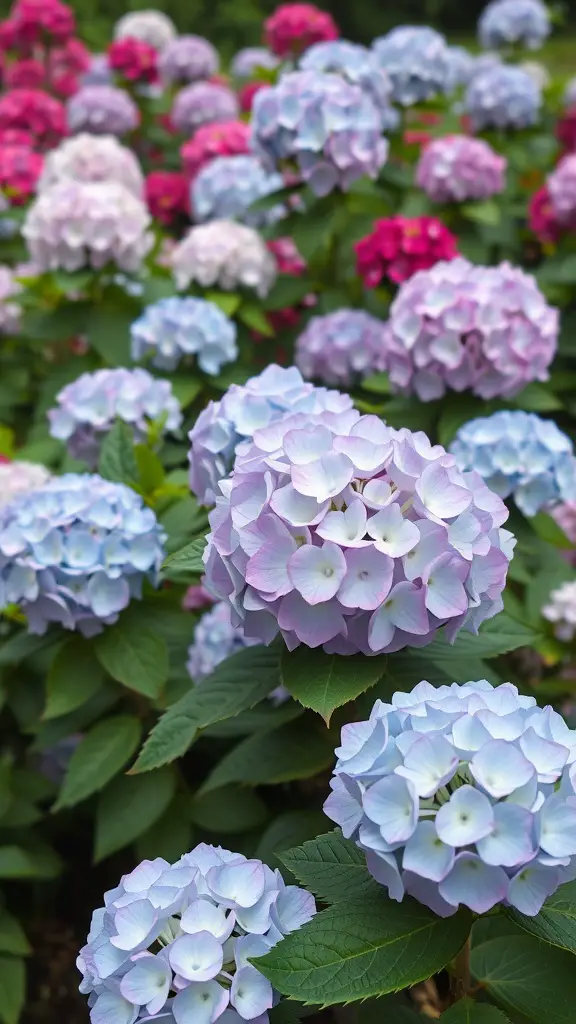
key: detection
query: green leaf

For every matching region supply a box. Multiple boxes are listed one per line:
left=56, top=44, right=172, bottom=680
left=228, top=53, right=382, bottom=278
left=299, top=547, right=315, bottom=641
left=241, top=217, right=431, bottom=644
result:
left=361, top=372, right=391, bottom=395
left=357, top=995, right=422, bottom=1023
left=530, top=512, right=574, bottom=549
left=95, top=607, right=169, bottom=699
left=257, top=893, right=472, bottom=1004
left=21, top=302, right=90, bottom=342
left=263, top=276, right=312, bottom=312
left=189, top=785, right=268, bottom=834
left=135, top=797, right=194, bottom=863
left=280, top=647, right=383, bottom=723
left=134, top=445, right=164, bottom=494
left=204, top=291, right=241, bottom=317
left=461, top=199, right=501, bottom=225
left=512, top=382, right=563, bottom=413
left=94, top=768, right=176, bottom=861
left=423, top=613, right=539, bottom=661
left=200, top=722, right=333, bottom=793
left=0, top=911, right=30, bottom=957
left=98, top=419, right=139, bottom=486
left=161, top=537, right=206, bottom=580
left=280, top=831, right=380, bottom=904
left=471, top=935, right=576, bottom=1024
left=86, top=304, right=134, bottom=365
left=239, top=303, right=273, bottom=336
left=507, top=880, right=576, bottom=955
left=0, top=845, right=61, bottom=879
left=168, top=375, right=202, bottom=409
left=0, top=955, right=25, bottom=1024
left=441, top=999, right=511, bottom=1023
left=44, top=637, right=104, bottom=719
left=54, top=714, right=141, bottom=810
left=255, top=811, right=328, bottom=870
left=0, top=631, right=58, bottom=667
left=132, top=645, right=281, bottom=773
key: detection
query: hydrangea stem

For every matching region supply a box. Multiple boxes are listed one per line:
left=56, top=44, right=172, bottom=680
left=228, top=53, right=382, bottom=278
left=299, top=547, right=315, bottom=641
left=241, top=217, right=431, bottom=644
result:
left=450, top=935, right=472, bottom=1003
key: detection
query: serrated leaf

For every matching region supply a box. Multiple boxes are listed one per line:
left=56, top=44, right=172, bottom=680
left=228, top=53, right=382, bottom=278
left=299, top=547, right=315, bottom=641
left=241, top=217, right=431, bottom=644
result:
left=200, top=722, right=333, bottom=793
left=0, top=911, right=30, bottom=957
left=280, top=647, right=383, bottom=722
left=95, top=607, right=168, bottom=699
left=239, top=303, right=273, bottom=335
left=94, top=768, right=176, bottom=862
left=0, top=955, right=25, bottom=1024
left=441, top=999, right=511, bottom=1023
left=506, top=880, right=576, bottom=954
left=423, top=613, right=539, bottom=661
left=161, top=537, right=206, bottom=579
left=44, top=637, right=104, bottom=719
left=189, top=785, right=268, bottom=834
left=54, top=715, right=141, bottom=810
left=471, top=935, right=576, bottom=1024
left=98, top=419, right=139, bottom=486
left=280, top=831, right=380, bottom=904
left=256, top=813, right=337, bottom=872
left=257, top=893, right=472, bottom=1004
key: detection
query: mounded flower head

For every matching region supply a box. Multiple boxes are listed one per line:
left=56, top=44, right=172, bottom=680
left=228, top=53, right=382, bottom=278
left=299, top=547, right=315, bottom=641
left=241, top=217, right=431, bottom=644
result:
left=187, top=600, right=260, bottom=680
left=145, top=169, right=188, bottom=226
left=0, top=88, right=66, bottom=148
left=48, top=367, right=182, bottom=468
left=0, top=144, right=43, bottom=205
left=2, top=0, right=75, bottom=50
left=231, top=46, right=278, bottom=78
left=478, top=0, right=550, bottom=50
left=543, top=582, right=576, bottom=642
left=158, top=34, right=218, bottom=84
left=519, top=59, right=550, bottom=89
left=371, top=26, right=454, bottom=106
left=180, top=119, right=251, bottom=180
left=131, top=295, right=238, bottom=374
left=548, top=154, right=576, bottom=224
left=0, top=460, right=50, bottom=508
left=416, top=135, right=507, bottom=204
left=37, top=132, right=144, bottom=196
left=0, top=265, right=22, bottom=334
left=22, top=179, right=153, bottom=273
left=446, top=44, right=477, bottom=88
left=325, top=680, right=576, bottom=917
left=529, top=185, right=561, bottom=243
left=107, top=36, right=158, bottom=85
left=355, top=216, right=459, bottom=287
left=77, top=843, right=316, bottom=1023
left=81, top=53, right=112, bottom=87
left=171, top=81, right=239, bottom=135
left=203, top=408, right=514, bottom=653
left=465, top=64, right=541, bottom=130
left=188, top=363, right=353, bottom=505
left=450, top=411, right=576, bottom=518
left=295, top=309, right=387, bottom=387
left=191, top=154, right=284, bottom=227
left=379, top=258, right=558, bottom=402
left=251, top=69, right=387, bottom=197
left=298, top=40, right=395, bottom=125
left=113, top=9, right=175, bottom=51
left=264, top=2, right=339, bottom=58
left=67, top=84, right=140, bottom=135
left=170, top=220, right=277, bottom=297
left=0, top=473, right=165, bottom=635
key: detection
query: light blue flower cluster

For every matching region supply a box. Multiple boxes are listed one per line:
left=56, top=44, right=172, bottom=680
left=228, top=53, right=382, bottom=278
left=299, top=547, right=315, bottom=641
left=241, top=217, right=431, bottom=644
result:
left=0, top=473, right=165, bottom=636
left=48, top=367, right=182, bottom=468
left=445, top=45, right=477, bottom=88
left=465, top=64, right=541, bottom=130
left=450, top=411, right=576, bottom=517
left=325, top=680, right=576, bottom=917
left=371, top=26, right=454, bottom=106
left=478, top=0, right=550, bottom=51
left=77, top=844, right=316, bottom=1024
left=231, top=46, right=279, bottom=77
left=130, top=296, right=238, bottom=375
left=298, top=40, right=398, bottom=130
left=187, top=600, right=259, bottom=681
left=190, top=155, right=285, bottom=228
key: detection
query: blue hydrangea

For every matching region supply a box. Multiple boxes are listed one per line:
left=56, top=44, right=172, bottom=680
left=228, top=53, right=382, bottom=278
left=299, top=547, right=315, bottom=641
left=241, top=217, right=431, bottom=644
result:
left=187, top=600, right=259, bottom=680
left=478, top=0, right=550, bottom=51
left=190, top=154, right=285, bottom=228
left=465, top=64, right=541, bottom=130
left=130, top=296, right=238, bottom=375
left=450, top=410, right=576, bottom=517
left=371, top=26, right=454, bottom=106
left=446, top=44, right=477, bottom=88
left=0, top=473, right=166, bottom=636
left=231, top=46, right=279, bottom=78
left=298, top=40, right=399, bottom=130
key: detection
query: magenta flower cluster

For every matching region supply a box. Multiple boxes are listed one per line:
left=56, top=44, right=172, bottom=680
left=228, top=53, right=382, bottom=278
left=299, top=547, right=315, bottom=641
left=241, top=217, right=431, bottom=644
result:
left=416, top=135, right=507, bottom=204
left=295, top=309, right=387, bottom=387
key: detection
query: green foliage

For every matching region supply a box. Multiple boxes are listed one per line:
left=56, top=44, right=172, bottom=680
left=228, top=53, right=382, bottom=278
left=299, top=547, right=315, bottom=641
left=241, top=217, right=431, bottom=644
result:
left=471, top=935, right=576, bottom=1024
left=441, top=1001, right=511, bottom=1023
left=280, top=831, right=380, bottom=904
left=0, top=955, right=25, bottom=1024
left=507, top=881, right=576, bottom=955
left=280, top=646, right=384, bottom=722
left=95, top=607, right=169, bottom=698
left=54, top=714, right=141, bottom=809
left=94, top=768, right=176, bottom=861
left=44, top=637, right=104, bottom=719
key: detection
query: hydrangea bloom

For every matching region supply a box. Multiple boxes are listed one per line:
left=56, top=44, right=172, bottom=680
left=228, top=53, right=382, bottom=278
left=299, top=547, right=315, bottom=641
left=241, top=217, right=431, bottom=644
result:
left=0, top=265, right=21, bottom=334
left=145, top=170, right=188, bottom=226
left=180, top=120, right=251, bottom=180
left=187, top=600, right=259, bottom=681
left=158, top=35, right=218, bottom=84
left=37, top=133, right=144, bottom=196
left=0, top=460, right=50, bottom=508
left=0, top=88, right=66, bottom=148
left=0, top=473, right=165, bottom=635
left=67, top=85, right=140, bottom=135
left=325, top=680, right=576, bottom=917
left=519, top=59, right=550, bottom=89
left=543, top=582, right=576, bottom=641
left=190, top=154, right=284, bottom=227
left=564, top=78, right=576, bottom=109
left=170, top=220, right=277, bottom=297
left=48, top=368, right=182, bottom=467
left=0, top=144, right=43, bottom=205
left=298, top=40, right=394, bottom=120
left=77, top=844, right=316, bottom=1024
left=465, top=65, right=541, bottom=130
left=182, top=583, right=214, bottom=611
left=4, top=58, right=45, bottom=89
left=372, top=27, right=453, bottom=106
left=170, top=81, right=239, bottom=135
left=548, top=154, right=576, bottom=224
left=264, top=2, right=338, bottom=57
left=203, top=408, right=513, bottom=652
left=239, top=80, right=270, bottom=114
left=1, top=0, right=74, bottom=50
left=113, top=9, right=175, bottom=51
left=131, top=296, right=238, bottom=375
left=416, top=135, right=506, bottom=204
left=107, top=37, right=158, bottom=84
left=355, top=216, right=459, bottom=287
left=478, top=0, right=550, bottom=50
left=295, top=309, right=387, bottom=387
left=450, top=411, right=576, bottom=518
left=81, top=53, right=112, bottom=87
left=23, top=179, right=153, bottom=273
left=231, top=46, right=278, bottom=78
left=188, top=363, right=353, bottom=505
left=556, top=108, right=576, bottom=153
left=380, top=258, right=558, bottom=401
left=529, top=185, right=560, bottom=243
left=446, top=45, right=476, bottom=88
left=552, top=503, right=576, bottom=546
left=251, top=70, right=387, bottom=197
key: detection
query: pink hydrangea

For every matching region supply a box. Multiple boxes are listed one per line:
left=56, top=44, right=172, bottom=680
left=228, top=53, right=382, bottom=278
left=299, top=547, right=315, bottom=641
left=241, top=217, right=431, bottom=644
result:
left=4, top=57, right=45, bottom=88
left=180, top=119, right=250, bottom=180
left=355, top=216, right=459, bottom=287
left=203, top=410, right=514, bottom=654
left=416, top=135, right=507, bottom=204
left=0, top=0, right=74, bottom=52
left=170, top=81, right=239, bottom=135
left=264, top=2, right=339, bottom=57
left=0, top=88, right=66, bottom=148
left=107, top=36, right=158, bottom=84
left=145, top=170, right=189, bottom=225
left=529, top=186, right=561, bottom=243
left=548, top=153, right=576, bottom=224
left=238, top=80, right=270, bottom=113
left=0, top=144, right=43, bottom=204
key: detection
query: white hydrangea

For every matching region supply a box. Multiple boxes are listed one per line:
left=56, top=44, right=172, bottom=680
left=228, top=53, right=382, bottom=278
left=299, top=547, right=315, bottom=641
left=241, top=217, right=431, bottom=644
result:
left=113, top=9, right=175, bottom=50
left=0, top=461, right=50, bottom=508
left=170, top=219, right=277, bottom=297
left=0, top=266, right=21, bottom=335
left=37, top=134, right=144, bottom=197
left=542, top=581, right=576, bottom=641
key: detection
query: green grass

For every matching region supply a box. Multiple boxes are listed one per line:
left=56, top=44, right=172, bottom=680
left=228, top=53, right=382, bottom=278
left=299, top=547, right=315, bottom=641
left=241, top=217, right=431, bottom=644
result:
left=451, top=32, right=576, bottom=76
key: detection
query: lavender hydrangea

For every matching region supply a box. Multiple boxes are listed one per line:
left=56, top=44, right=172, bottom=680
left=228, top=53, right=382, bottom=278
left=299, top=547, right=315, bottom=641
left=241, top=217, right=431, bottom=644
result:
left=295, top=309, right=387, bottom=388
left=113, top=9, right=176, bottom=50
left=48, top=368, right=182, bottom=467
left=371, top=26, right=454, bottom=106
left=446, top=45, right=477, bottom=88
left=37, top=133, right=144, bottom=197
left=188, top=363, right=354, bottom=506
left=564, top=77, right=576, bottom=109
left=0, top=265, right=21, bottom=335
left=543, top=582, right=576, bottom=641
left=325, top=680, right=576, bottom=917
left=22, top=180, right=153, bottom=273
left=203, top=410, right=514, bottom=653
left=231, top=46, right=279, bottom=78
left=130, top=296, right=238, bottom=374
left=478, top=0, right=551, bottom=51
left=450, top=411, right=576, bottom=518
left=67, top=85, right=140, bottom=136
left=379, top=258, right=558, bottom=402
left=187, top=600, right=260, bottom=680
left=298, top=40, right=397, bottom=126
left=0, top=461, right=50, bottom=508
left=190, top=155, right=284, bottom=227
left=251, top=69, right=387, bottom=197
left=0, top=473, right=165, bottom=635
left=81, top=54, right=112, bottom=87
left=171, top=82, right=239, bottom=134
left=465, top=64, right=542, bottom=130
left=170, top=220, right=277, bottom=297
left=548, top=154, right=576, bottom=223
left=416, top=135, right=507, bottom=204
left=158, top=35, right=219, bottom=85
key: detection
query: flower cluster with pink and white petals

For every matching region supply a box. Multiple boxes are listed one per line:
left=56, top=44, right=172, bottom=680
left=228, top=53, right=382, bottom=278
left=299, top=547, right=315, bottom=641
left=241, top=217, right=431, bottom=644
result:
left=203, top=410, right=514, bottom=654
left=0, top=459, right=50, bottom=508
left=542, top=581, right=576, bottom=642
left=37, top=133, right=144, bottom=196
left=416, top=135, right=507, bottom=204
left=77, top=844, right=316, bottom=1024
left=547, top=153, right=576, bottom=224
left=325, top=681, right=576, bottom=917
